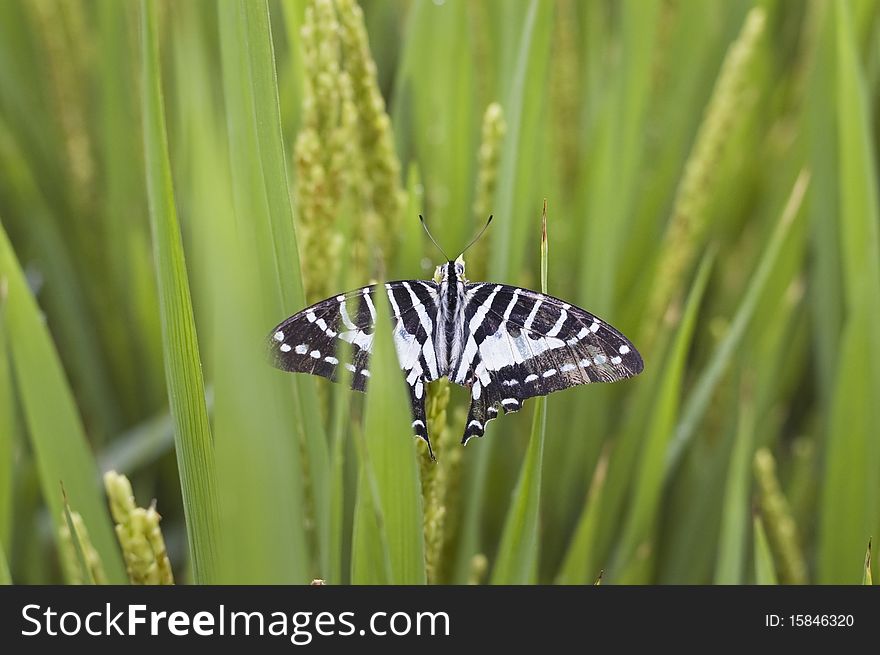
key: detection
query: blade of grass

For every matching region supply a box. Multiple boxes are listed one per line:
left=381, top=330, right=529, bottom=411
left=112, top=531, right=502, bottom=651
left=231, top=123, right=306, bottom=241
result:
left=220, top=0, right=330, bottom=579
left=0, top=278, right=12, bottom=552
left=391, top=0, right=475, bottom=249
left=818, top=0, right=880, bottom=584
left=552, top=3, right=660, bottom=531
left=328, top=379, right=351, bottom=585
left=350, top=431, right=393, bottom=584
left=0, top=539, right=8, bottom=584
left=0, top=119, right=123, bottom=445
left=714, top=381, right=756, bottom=584
left=98, top=0, right=164, bottom=421
left=61, top=484, right=96, bottom=585
left=141, top=0, right=220, bottom=584
left=489, top=0, right=552, bottom=281
left=753, top=516, right=778, bottom=585
left=612, top=248, right=714, bottom=582
left=578, top=0, right=659, bottom=318
left=863, top=539, right=873, bottom=585
left=213, top=0, right=317, bottom=583
left=490, top=201, right=549, bottom=585
left=0, top=220, right=126, bottom=583
left=351, top=287, right=425, bottom=584
left=805, top=1, right=843, bottom=401
left=665, top=171, right=810, bottom=472
left=555, top=448, right=609, bottom=584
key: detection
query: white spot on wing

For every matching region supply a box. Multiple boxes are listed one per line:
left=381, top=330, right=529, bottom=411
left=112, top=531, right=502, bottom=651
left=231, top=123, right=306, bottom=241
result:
left=501, top=398, right=518, bottom=406
left=280, top=344, right=291, bottom=352
left=307, top=311, right=317, bottom=323
left=594, top=354, right=607, bottom=365
left=295, top=344, right=309, bottom=355
left=611, top=356, right=622, bottom=365
left=324, top=356, right=339, bottom=365
left=589, top=321, right=600, bottom=333
left=468, top=420, right=483, bottom=430
left=472, top=380, right=482, bottom=400
left=543, top=369, right=557, bottom=378
left=619, top=345, right=630, bottom=354
left=273, top=331, right=284, bottom=342
left=525, top=374, right=538, bottom=383
left=561, top=363, right=576, bottom=372
left=310, top=350, right=321, bottom=359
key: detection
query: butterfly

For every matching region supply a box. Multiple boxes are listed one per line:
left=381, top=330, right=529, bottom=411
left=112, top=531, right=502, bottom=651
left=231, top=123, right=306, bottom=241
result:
left=268, top=221, right=643, bottom=458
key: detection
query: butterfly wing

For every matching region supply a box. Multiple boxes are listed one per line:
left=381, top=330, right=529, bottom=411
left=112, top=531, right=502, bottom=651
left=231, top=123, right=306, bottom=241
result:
left=456, top=283, right=643, bottom=443
left=268, top=280, right=441, bottom=453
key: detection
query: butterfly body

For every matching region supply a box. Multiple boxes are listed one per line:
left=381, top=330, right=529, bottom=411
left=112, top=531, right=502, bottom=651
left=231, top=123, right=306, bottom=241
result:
left=269, top=256, right=643, bottom=456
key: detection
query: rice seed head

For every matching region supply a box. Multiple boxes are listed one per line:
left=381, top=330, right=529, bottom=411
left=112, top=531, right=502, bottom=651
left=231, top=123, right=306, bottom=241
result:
left=753, top=448, right=807, bottom=585
left=470, top=102, right=507, bottom=281
left=59, top=510, right=108, bottom=585
left=643, top=8, right=766, bottom=351
left=105, top=471, right=174, bottom=585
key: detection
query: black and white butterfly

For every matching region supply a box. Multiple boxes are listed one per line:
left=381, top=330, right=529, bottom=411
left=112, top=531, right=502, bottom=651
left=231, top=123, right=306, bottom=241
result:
left=267, top=249, right=643, bottom=458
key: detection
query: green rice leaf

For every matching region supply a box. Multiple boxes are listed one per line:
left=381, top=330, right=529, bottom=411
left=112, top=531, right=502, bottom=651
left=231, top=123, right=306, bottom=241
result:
left=0, top=278, right=13, bottom=551
left=613, top=249, right=714, bottom=582
left=714, top=385, right=756, bottom=584
left=753, top=516, right=778, bottom=585
left=61, top=485, right=96, bottom=585
left=555, top=450, right=609, bottom=585
left=817, top=0, right=880, bottom=585
left=491, top=202, right=549, bottom=584
left=351, top=285, right=426, bottom=584
left=140, top=0, right=220, bottom=584
left=666, top=171, right=810, bottom=472
left=214, top=0, right=314, bottom=583
left=0, top=220, right=126, bottom=583
left=0, top=540, right=9, bottom=584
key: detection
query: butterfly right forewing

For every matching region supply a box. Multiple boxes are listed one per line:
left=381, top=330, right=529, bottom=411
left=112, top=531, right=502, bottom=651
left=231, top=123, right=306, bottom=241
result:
left=455, top=283, right=643, bottom=443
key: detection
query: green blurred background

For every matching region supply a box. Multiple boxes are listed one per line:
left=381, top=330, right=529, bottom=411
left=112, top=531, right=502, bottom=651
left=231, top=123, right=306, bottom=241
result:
left=0, top=0, right=878, bottom=585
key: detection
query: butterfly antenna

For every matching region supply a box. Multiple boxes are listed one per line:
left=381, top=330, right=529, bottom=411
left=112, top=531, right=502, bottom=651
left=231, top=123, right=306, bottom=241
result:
left=460, top=214, right=494, bottom=257
left=419, top=215, right=450, bottom=260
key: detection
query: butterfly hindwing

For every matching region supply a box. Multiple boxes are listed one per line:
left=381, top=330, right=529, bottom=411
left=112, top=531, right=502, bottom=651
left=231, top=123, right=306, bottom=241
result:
left=458, top=284, right=643, bottom=443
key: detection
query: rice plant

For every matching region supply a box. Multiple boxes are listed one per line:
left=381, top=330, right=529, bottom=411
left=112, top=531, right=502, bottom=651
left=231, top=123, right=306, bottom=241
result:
left=0, top=0, right=877, bottom=585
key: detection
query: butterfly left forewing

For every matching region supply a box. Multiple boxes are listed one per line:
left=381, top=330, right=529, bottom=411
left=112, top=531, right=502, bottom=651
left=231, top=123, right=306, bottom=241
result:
left=268, top=288, right=375, bottom=390
left=268, top=280, right=441, bottom=453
